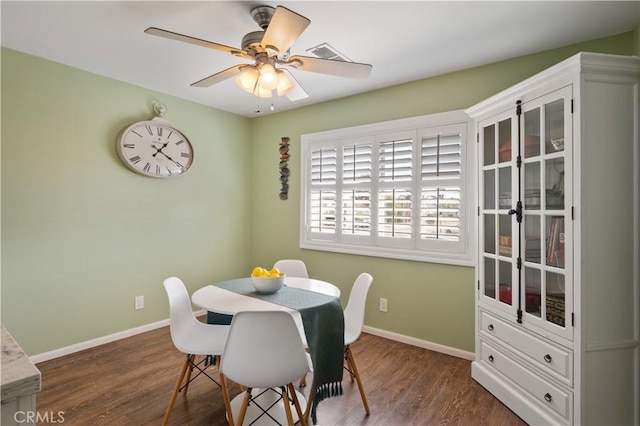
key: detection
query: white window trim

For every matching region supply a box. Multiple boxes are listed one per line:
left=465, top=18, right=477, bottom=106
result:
left=300, top=110, right=475, bottom=266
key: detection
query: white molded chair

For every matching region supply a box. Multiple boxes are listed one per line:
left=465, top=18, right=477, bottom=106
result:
left=273, top=259, right=309, bottom=278
left=162, top=277, right=230, bottom=426
left=300, top=272, right=373, bottom=423
left=219, top=311, right=311, bottom=426
left=343, top=272, right=373, bottom=415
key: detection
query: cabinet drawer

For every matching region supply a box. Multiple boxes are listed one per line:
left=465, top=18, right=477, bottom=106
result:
left=480, top=310, right=572, bottom=384
left=480, top=340, right=572, bottom=420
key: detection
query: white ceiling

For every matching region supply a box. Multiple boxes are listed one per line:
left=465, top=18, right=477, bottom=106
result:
left=1, top=1, right=638, bottom=117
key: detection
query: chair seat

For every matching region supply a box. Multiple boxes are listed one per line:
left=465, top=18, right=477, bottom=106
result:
left=172, top=321, right=229, bottom=356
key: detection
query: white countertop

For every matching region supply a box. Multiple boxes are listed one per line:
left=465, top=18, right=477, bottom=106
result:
left=1, top=325, right=41, bottom=402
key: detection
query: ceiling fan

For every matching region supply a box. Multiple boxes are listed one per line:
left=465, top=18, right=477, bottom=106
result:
left=144, top=4, right=373, bottom=102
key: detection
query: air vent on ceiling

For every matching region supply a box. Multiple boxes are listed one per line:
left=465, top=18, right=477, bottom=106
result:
left=306, top=42, right=352, bottom=62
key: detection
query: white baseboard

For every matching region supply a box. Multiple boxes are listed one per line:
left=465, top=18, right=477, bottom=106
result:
left=29, top=319, right=155, bottom=364
left=30, top=311, right=472, bottom=364
left=362, top=325, right=475, bottom=361
left=30, top=309, right=209, bottom=364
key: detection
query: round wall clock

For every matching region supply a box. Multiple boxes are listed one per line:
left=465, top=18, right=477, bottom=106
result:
left=116, top=103, right=193, bottom=178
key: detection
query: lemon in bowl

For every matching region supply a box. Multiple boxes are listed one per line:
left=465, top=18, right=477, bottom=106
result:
left=251, top=267, right=285, bottom=294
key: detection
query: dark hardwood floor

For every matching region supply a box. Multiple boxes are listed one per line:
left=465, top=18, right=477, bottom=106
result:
left=35, top=323, right=527, bottom=425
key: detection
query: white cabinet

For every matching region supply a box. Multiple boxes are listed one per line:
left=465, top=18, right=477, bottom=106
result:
left=466, top=52, right=639, bottom=425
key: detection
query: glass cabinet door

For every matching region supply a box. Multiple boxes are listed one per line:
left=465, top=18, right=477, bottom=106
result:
left=521, top=87, right=572, bottom=341
left=479, top=113, right=516, bottom=315
left=479, top=86, right=572, bottom=341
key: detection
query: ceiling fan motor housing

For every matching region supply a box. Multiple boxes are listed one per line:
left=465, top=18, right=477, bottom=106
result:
left=250, top=5, right=275, bottom=30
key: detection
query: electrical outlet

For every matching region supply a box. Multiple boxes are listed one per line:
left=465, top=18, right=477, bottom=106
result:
left=134, top=295, right=144, bottom=310
left=379, top=297, right=388, bottom=312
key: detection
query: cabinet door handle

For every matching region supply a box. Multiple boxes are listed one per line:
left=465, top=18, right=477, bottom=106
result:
left=488, top=355, right=494, bottom=362
left=544, top=354, right=552, bottom=363
left=544, top=393, right=552, bottom=403
left=488, top=324, right=494, bottom=331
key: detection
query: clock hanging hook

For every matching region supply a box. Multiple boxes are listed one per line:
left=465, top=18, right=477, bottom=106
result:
left=153, top=101, right=168, bottom=118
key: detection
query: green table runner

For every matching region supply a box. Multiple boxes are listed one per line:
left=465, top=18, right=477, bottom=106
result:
left=214, top=278, right=344, bottom=423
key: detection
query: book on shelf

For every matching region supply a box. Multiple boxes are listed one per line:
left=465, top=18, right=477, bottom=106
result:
left=546, top=217, right=565, bottom=267
left=498, top=234, right=512, bottom=256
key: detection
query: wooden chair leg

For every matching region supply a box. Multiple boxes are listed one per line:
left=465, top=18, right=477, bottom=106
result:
left=219, top=373, right=235, bottom=426
left=302, top=383, right=315, bottom=425
left=162, top=354, right=191, bottom=426
left=182, top=354, right=195, bottom=396
left=281, top=386, right=295, bottom=426
left=288, top=383, right=306, bottom=426
left=235, top=389, right=251, bottom=426
left=345, top=345, right=370, bottom=414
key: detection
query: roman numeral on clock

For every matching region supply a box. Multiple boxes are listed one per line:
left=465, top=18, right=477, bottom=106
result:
left=129, top=155, right=141, bottom=164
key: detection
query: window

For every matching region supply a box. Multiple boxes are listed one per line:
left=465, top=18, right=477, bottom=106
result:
left=300, top=110, right=474, bottom=266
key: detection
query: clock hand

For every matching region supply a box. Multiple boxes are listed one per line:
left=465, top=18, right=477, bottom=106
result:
left=151, top=142, right=170, bottom=157
left=156, top=150, right=183, bottom=168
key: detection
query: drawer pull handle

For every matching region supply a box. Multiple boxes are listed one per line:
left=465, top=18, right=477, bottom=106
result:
left=488, top=355, right=494, bottom=363
left=544, top=354, right=552, bottom=363
left=488, top=324, right=494, bottom=331
left=544, top=393, right=552, bottom=403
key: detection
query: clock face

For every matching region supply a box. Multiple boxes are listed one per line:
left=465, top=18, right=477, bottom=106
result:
left=116, top=120, right=193, bottom=178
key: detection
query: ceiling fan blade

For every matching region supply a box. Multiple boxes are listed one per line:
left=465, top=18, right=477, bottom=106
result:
left=191, top=65, right=244, bottom=87
left=280, top=69, right=309, bottom=101
left=145, top=27, right=249, bottom=59
left=261, top=6, right=310, bottom=54
left=287, top=55, right=373, bottom=80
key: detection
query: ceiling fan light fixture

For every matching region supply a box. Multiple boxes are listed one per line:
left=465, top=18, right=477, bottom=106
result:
left=258, top=62, right=279, bottom=90
left=253, top=85, right=273, bottom=98
left=236, top=66, right=260, bottom=93
left=276, top=70, right=294, bottom=96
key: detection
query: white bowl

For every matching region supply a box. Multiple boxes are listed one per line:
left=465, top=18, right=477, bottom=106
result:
left=251, top=274, right=285, bottom=294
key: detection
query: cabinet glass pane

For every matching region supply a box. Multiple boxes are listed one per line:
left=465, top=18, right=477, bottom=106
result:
left=524, top=161, right=541, bottom=210
left=546, top=157, right=564, bottom=210
left=498, top=214, right=512, bottom=257
left=545, top=99, right=564, bottom=154
left=545, top=216, right=565, bottom=268
left=498, top=119, right=511, bottom=163
left=483, top=124, right=495, bottom=166
left=524, top=107, right=541, bottom=158
left=498, top=167, right=511, bottom=210
left=499, top=261, right=512, bottom=306
left=524, top=214, right=541, bottom=264
left=524, top=267, right=541, bottom=317
left=546, top=271, right=565, bottom=327
left=484, top=214, right=495, bottom=254
left=484, top=257, right=496, bottom=299
left=484, top=169, right=495, bottom=210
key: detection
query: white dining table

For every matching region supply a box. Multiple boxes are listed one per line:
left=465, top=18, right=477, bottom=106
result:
left=192, top=276, right=340, bottom=314
left=191, top=276, right=342, bottom=425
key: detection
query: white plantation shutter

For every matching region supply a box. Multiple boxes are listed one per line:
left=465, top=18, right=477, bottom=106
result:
left=310, top=148, right=337, bottom=233
left=301, top=111, right=472, bottom=266
left=343, top=144, right=372, bottom=184
left=311, top=148, right=337, bottom=184
left=342, top=144, right=372, bottom=235
left=420, top=127, right=463, bottom=241
left=379, top=139, right=413, bottom=182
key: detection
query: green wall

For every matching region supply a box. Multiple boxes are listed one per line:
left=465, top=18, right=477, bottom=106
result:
left=1, top=30, right=635, bottom=356
left=1, top=48, right=252, bottom=354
